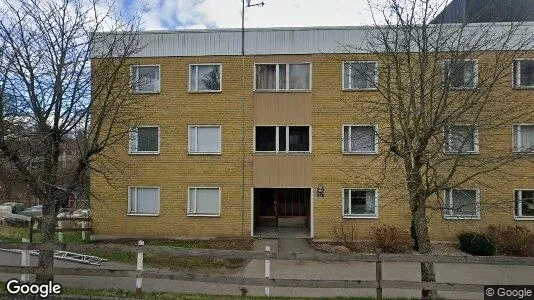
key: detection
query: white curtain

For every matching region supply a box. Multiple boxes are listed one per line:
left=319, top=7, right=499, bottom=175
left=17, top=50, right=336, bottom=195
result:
left=348, top=126, right=375, bottom=152
left=191, top=188, right=219, bottom=214
left=521, top=125, right=534, bottom=151
left=136, top=188, right=158, bottom=214
left=365, top=191, right=376, bottom=214
left=451, top=189, right=476, bottom=216
left=288, top=64, right=310, bottom=89
left=256, top=65, right=276, bottom=89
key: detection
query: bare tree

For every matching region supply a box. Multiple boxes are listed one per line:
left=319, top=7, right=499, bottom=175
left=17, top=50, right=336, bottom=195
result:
left=0, top=0, right=142, bottom=282
left=340, top=0, right=534, bottom=298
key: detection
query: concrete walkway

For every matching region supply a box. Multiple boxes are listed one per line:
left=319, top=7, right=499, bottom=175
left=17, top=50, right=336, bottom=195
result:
left=1, top=240, right=533, bottom=299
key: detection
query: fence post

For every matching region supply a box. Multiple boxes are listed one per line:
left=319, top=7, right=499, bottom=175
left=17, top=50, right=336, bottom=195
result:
left=81, top=221, right=87, bottom=242
left=265, top=245, right=271, bottom=297
left=376, top=250, right=382, bottom=300
left=28, top=218, right=34, bottom=243
left=21, top=238, right=30, bottom=282
left=136, top=240, right=144, bottom=296
left=57, top=220, right=64, bottom=243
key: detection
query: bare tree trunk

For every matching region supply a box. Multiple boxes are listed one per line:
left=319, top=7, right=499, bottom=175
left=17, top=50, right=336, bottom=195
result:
left=36, top=193, right=57, bottom=283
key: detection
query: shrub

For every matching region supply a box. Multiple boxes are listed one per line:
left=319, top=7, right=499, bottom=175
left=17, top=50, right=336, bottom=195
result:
left=457, top=232, right=496, bottom=256
left=372, top=225, right=412, bottom=253
left=486, top=225, right=534, bottom=257
left=332, top=222, right=358, bottom=250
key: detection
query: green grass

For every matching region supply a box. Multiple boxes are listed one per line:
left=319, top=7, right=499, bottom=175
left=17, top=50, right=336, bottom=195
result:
left=0, top=224, right=87, bottom=244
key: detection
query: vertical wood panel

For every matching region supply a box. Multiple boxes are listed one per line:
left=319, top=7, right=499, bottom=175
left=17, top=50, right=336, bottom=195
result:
left=254, top=156, right=312, bottom=187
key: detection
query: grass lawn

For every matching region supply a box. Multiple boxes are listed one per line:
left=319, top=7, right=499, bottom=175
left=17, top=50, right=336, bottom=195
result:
left=0, top=224, right=86, bottom=244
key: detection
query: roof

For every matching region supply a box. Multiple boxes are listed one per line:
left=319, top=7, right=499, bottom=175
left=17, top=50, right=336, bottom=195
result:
left=433, top=0, right=534, bottom=23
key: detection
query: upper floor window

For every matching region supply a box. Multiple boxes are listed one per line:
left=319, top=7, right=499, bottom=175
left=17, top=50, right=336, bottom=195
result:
left=343, top=125, right=378, bottom=154
left=189, top=125, right=221, bottom=154
left=513, top=59, right=534, bottom=88
left=255, top=63, right=311, bottom=91
left=255, top=126, right=311, bottom=153
left=343, top=62, right=378, bottom=90
left=515, top=190, right=534, bottom=219
left=444, top=188, right=480, bottom=219
left=343, top=188, right=378, bottom=218
left=443, top=59, right=477, bottom=90
left=128, top=186, right=159, bottom=215
left=129, top=126, right=160, bottom=154
left=513, top=125, right=534, bottom=153
left=131, top=65, right=160, bottom=93
left=189, top=64, right=221, bottom=92
left=444, top=125, right=478, bottom=154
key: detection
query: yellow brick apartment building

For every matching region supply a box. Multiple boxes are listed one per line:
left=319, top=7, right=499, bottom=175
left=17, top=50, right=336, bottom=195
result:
left=90, top=26, right=534, bottom=241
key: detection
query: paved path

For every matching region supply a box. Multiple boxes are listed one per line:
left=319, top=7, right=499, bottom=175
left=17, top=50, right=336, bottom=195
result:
left=1, top=240, right=533, bottom=299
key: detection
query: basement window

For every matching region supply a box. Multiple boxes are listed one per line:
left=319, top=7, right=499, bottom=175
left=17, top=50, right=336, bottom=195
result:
left=255, top=63, right=311, bottom=91
left=514, top=59, right=534, bottom=88
left=515, top=190, right=534, bottom=219
left=443, top=60, right=478, bottom=90
left=255, top=126, right=311, bottom=153
left=128, top=187, right=159, bottom=215
left=343, top=125, right=378, bottom=154
left=129, top=126, right=160, bottom=154
left=343, top=62, right=378, bottom=90
left=444, top=125, right=478, bottom=154
left=188, top=187, right=220, bottom=216
left=513, top=125, right=534, bottom=153
left=444, top=188, right=480, bottom=219
left=131, top=65, right=160, bottom=93
left=189, top=64, right=221, bottom=92
left=343, top=189, right=378, bottom=218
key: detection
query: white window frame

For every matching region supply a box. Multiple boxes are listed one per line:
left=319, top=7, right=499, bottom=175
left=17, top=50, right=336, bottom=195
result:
left=444, top=124, right=479, bottom=154
left=342, top=188, right=379, bottom=219
left=513, top=124, right=534, bottom=154
left=188, top=125, right=222, bottom=155
left=513, top=59, right=534, bottom=89
left=189, top=63, right=222, bottom=93
left=187, top=187, right=221, bottom=217
left=128, top=126, right=160, bottom=155
left=442, top=59, right=478, bottom=90
left=443, top=188, right=480, bottom=220
left=342, top=61, right=379, bottom=91
left=253, top=125, right=312, bottom=153
left=342, top=124, right=379, bottom=154
left=127, top=186, right=160, bottom=216
left=514, top=189, right=534, bottom=220
left=253, top=63, right=312, bottom=91
left=130, top=65, right=161, bottom=93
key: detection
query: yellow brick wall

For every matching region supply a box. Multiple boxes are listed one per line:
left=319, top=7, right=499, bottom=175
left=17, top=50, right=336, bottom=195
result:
left=91, top=53, right=534, bottom=241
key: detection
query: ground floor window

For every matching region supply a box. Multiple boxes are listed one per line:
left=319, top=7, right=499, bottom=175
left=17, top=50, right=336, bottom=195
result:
left=444, top=188, right=480, bottom=219
left=343, top=188, right=377, bottom=218
left=188, top=187, right=220, bottom=216
left=128, top=187, right=159, bottom=215
left=515, top=190, right=534, bottom=219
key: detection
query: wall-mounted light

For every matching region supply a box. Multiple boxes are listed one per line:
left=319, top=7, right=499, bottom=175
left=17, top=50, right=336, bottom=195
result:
left=317, top=185, right=325, bottom=198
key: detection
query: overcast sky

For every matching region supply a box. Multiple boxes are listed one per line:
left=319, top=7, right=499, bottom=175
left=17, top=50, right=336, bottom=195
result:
left=121, top=0, right=381, bottom=30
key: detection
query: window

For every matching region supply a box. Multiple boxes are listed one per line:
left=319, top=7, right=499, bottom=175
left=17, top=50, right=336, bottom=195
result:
left=343, top=125, right=378, bottom=154
left=129, top=126, right=159, bottom=154
left=513, top=59, right=534, bottom=88
left=128, top=187, right=159, bottom=215
left=131, top=65, right=160, bottom=93
left=443, top=60, right=477, bottom=89
left=343, top=62, right=378, bottom=90
left=188, top=187, right=220, bottom=216
left=189, top=125, right=221, bottom=154
left=515, top=190, right=534, bottom=219
left=343, top=189, right=378, bottom=218
left=444, top=189, right=480, bottom=219
left=444, top=125, right=478, bottom=154
left=189, top=64, right=221, bottom=92
left=255, top=63, right=311, bottom=91
left=513, top=125, right=534, bottom=153
left=255, top=126, right=311, bottom=153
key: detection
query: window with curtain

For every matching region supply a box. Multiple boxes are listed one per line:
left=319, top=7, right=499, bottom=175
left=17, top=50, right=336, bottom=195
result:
left=445, top=189, right=479, bottom=219
left=255, top=126, right=311, bottom=153
left=343, top=62, right=378, bottom=90
left=131, top=65, right=160, bottom=93
left=343, top=189, right=377, bottom=217
left=255, top=64, right=311, bottom=91
left=514, top=60, right=534, bottom=88
left=513, top=125, right=534, bottom=153
left=129, top=126, right=159, bottom=154
left=445, top=125, right=478, bottom=154
left=190, top=64, right=221, bottom=91
left=515, top=190, right=534, bottom=218
left=128, top=187, right=159, bottom=215
left=443, top=60, right=477, bottom=89
left=188, top=187, right=220, bottom=215
left=189, top=126, right=221, bottom=154
left=343, top=125, right=377, bottom=153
